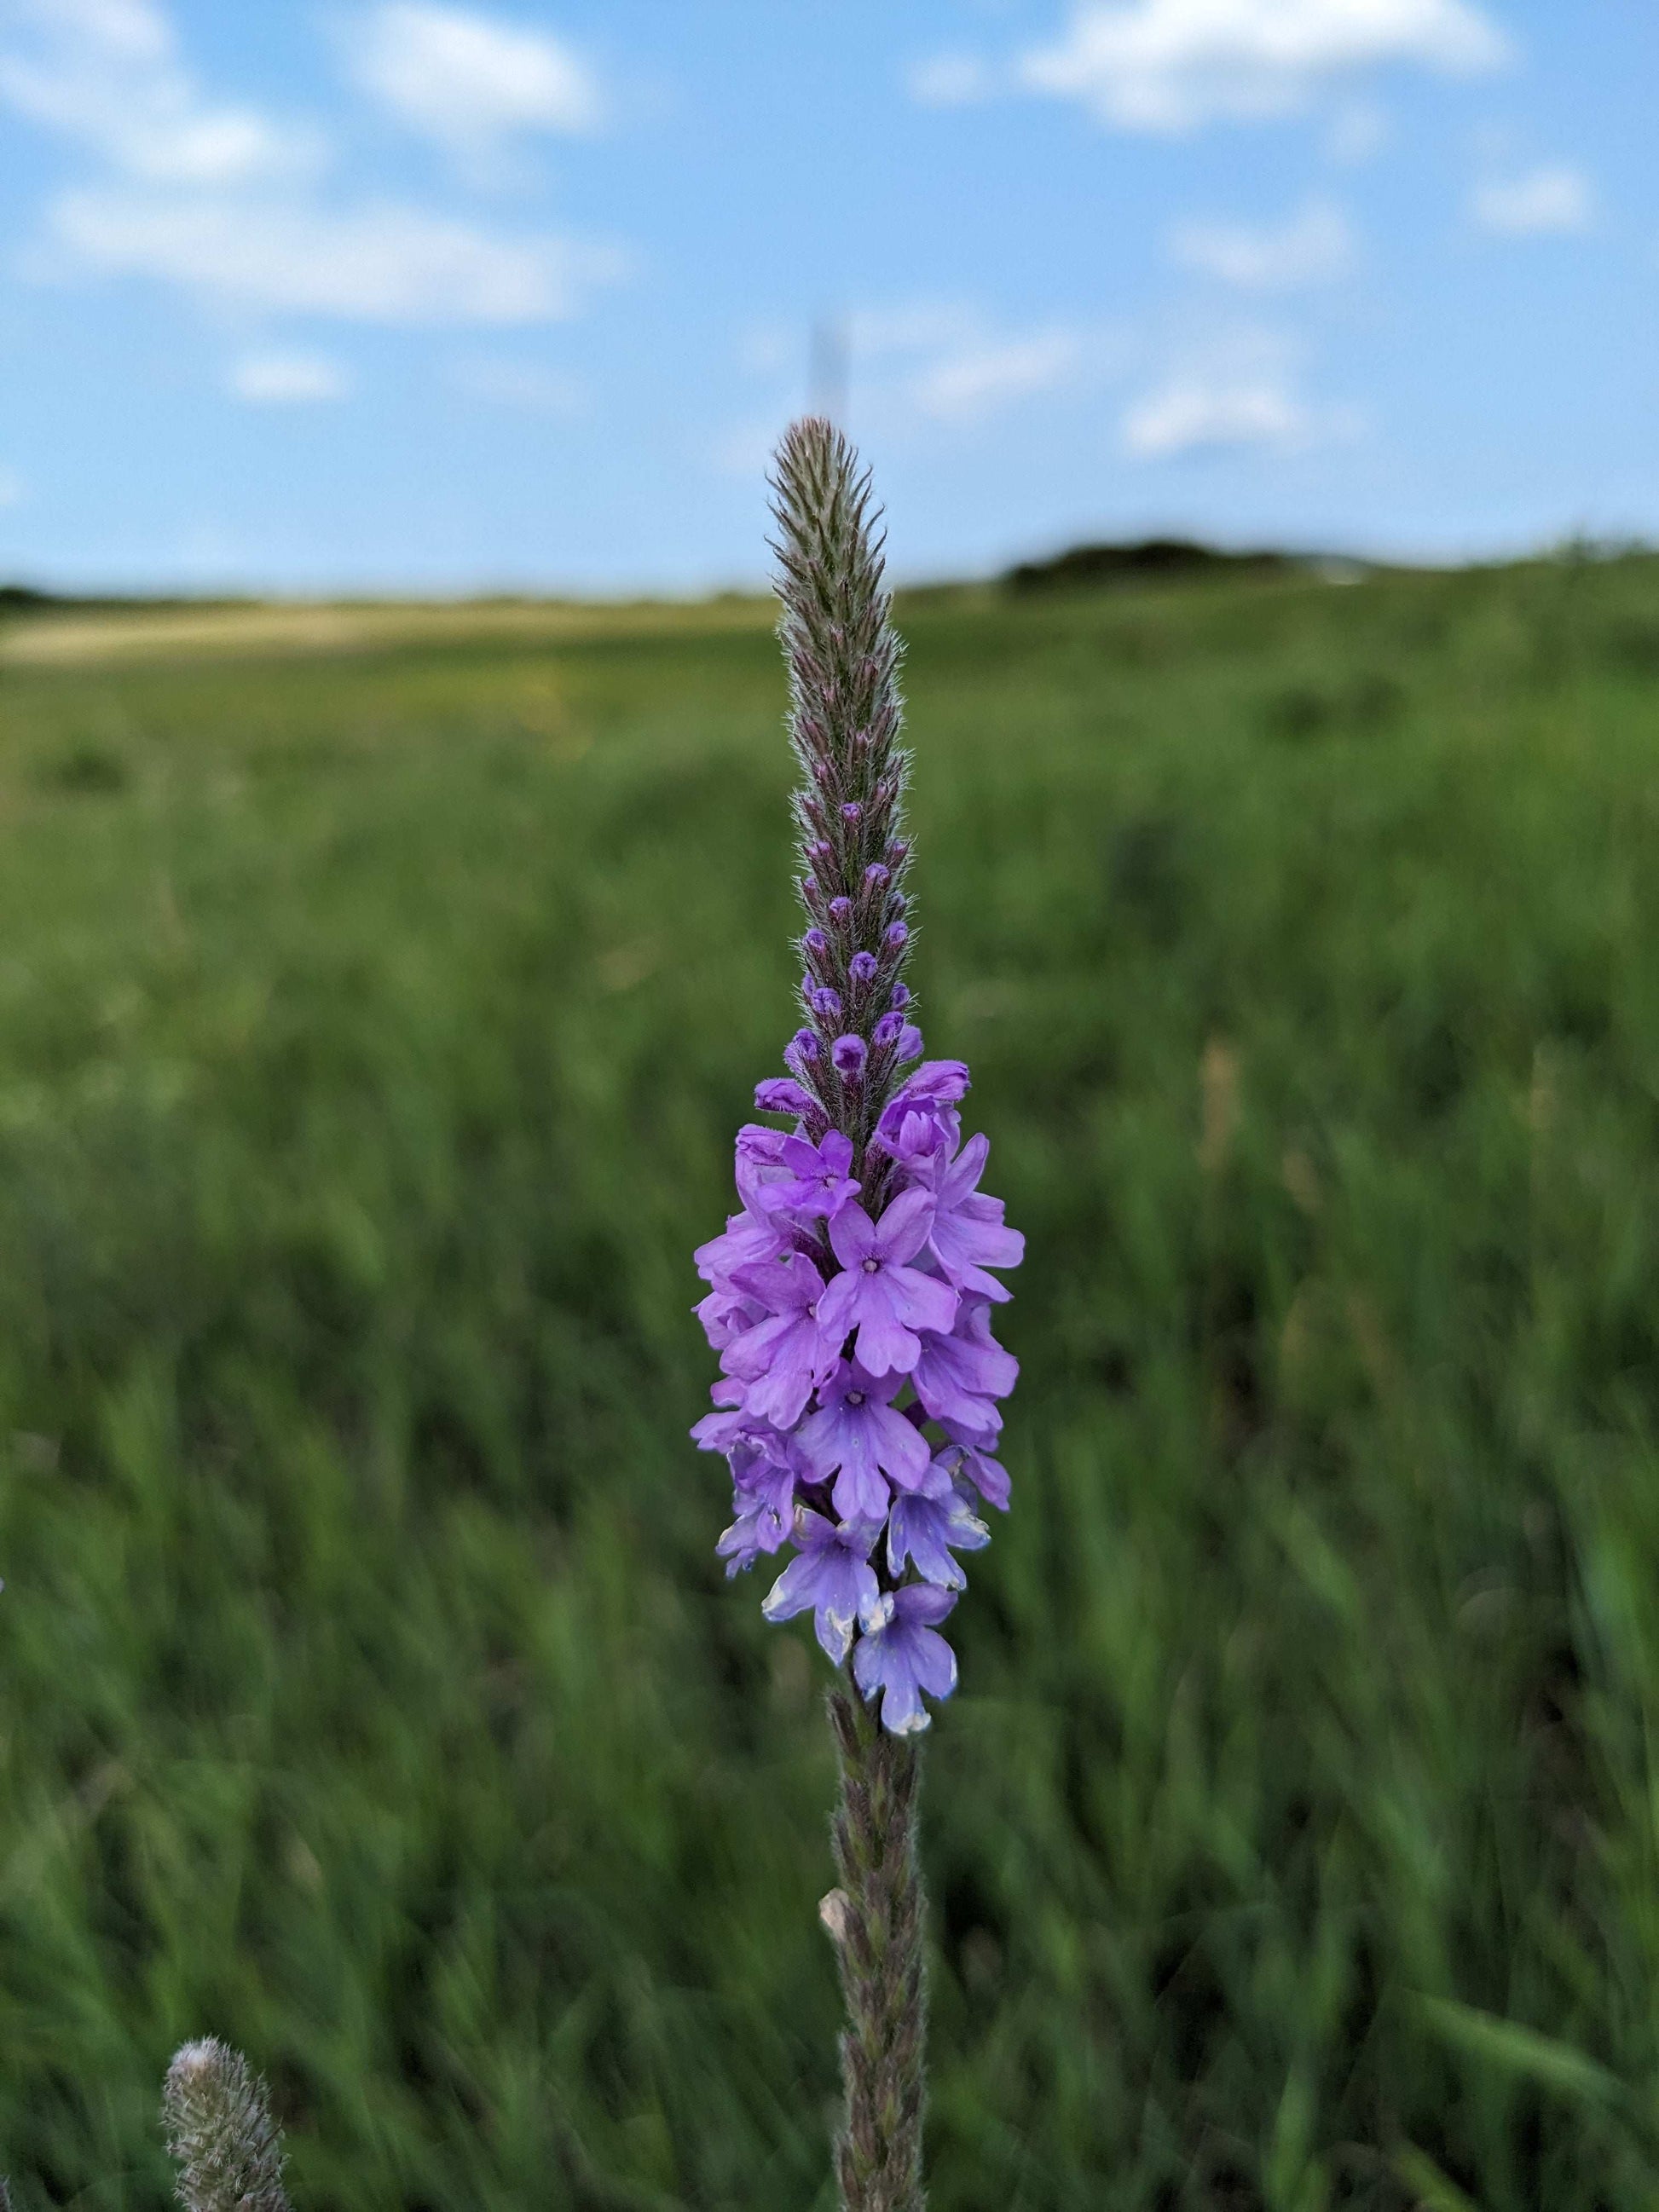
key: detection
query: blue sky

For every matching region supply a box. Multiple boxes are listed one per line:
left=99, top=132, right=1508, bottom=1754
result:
left=0, top=0, right=1655, bottom=594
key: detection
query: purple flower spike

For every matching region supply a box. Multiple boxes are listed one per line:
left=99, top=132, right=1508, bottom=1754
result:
left=763, top=1510, right=884, bottom=1662
left=852, top=1584, right=959, bottom=1734
left=816, top=1188, right=958, bottom=1376
left=887, top=1482, right=990, bottom=1588
left=693, top=417, right=1024, bottom=1737
left=798, top=1360, right=935, bottom=1521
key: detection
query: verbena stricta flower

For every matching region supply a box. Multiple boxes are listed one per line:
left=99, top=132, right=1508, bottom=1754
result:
left=691, top=418, right=1022, bottom=1735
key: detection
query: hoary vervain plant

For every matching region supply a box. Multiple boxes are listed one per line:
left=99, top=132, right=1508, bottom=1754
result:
left=691, top=418, right=1023, bottom=2209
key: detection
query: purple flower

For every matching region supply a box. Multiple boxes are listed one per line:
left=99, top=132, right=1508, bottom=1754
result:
left=887, top=1481, right=990, bottom=1589
left=888, top=981, right=910, bottom=1009
left=810, top=985, right=843, bottom=1022
left=694, top=1207, right=788, bottom=1297
left=922, top=1132, right=1026, bottom=1302
left=804, top=927, right=829, bottom=957
left=945, top=1437, right=1011, bottom=1511
left=722, top=1252, right=837, bottom=1427
left=762, top=1510, right=883, bottom=1662
left=797, top=1360, right=936, bottom=1521
left=911, top=1300, right=1019, bottom=1429
left=717, top=1442, right=799, bottom=1575
left=884, top=921, right=908, bottom=953
left=864, top=863, right=890, bottom=891
left=873, top=1060, right=970, bottom=1168
left=829, top=895, right=853, bottom=927
left=815, top=1188, right=958, bottom=1376
left=852, top=1584, right=959, bottom=1734
left=831, top=1033, right=868, bottom=1079
left=850, top=950, right=879, bottom=986
left=694, top=1279, right=764, bottom=1351
left=754, top=1129, right=860, bottom=1222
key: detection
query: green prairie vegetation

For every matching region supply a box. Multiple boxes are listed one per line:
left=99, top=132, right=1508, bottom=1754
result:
left=2, top=554, right=1659, bottom=2209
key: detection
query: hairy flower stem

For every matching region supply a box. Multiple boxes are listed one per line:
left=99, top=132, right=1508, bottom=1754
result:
left=826, top=1686, right=928, bottom=2212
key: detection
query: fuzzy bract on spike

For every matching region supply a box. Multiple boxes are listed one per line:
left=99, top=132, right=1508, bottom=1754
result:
left=691, top=415, right=1023, bottom=1735
left=161, top=2039, right=292, bottom=2212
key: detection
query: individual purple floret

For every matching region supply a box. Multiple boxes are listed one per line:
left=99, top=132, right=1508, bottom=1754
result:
left=887, top=1481, right=990, bottom=1588
left=755, top=1129, right=860, bottom=1221
left=691, top=417, right=1021, bottom=1736
left=798, top=1359, right=940, bottom=1522
left=852, top=1584, right=960, bottom=1736
left=762, top=1510, right=884, bottom=1661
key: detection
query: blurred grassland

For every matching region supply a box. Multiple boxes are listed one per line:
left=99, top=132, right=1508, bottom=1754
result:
left=2, top=558, right=1659, bottom=2209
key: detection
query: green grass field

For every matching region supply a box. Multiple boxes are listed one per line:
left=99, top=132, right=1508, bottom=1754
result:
left=2, top=555, right=1659, bottom=2209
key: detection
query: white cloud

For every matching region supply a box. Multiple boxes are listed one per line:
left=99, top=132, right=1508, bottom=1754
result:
left=50, top=189, right=621, bottom=323
left=1471, top=165, right=1593, bottom=236
left=1122, top=330, right=1361, bottom=458
left=844, top=303, right=1095, bottom=426
left=909, top=329, right=1082, bottom=423
left=1171, top=199, right=1353, bottom=287
left=231, top=351, right=350, bottom=404
left=1019, top=0, right=1508, bottom=130
left=1123, top=378, right=1309, bottom=456
left=908, top=51, right=995, bottom=107
left=5, top=2, right=621, bottom=332
left=0, top=0, right=316, bottom=183
left=344, top=3, right=600, bottom=158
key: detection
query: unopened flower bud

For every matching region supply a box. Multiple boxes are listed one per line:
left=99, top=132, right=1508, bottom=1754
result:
left=885, top=921, right=909, bottom=952
left=804, top=927, right=829, bottom=958
left=864, top=863, right=889, bottom=892
left=831, top=1034, right=868, bottom=1080
left=811, top=985, right=843, bottom=1022
left=841, top=801, right=863, bottom=824
left=888, top=980, right=911, bottom=1009
left=849, top=950, right=878, bottom=986
left=829, top=896, right=853, bottom=927
left=756, top=1077, right=814, bottom=1117
left=874, top=1011, right=905, bottom=1048
left=789, top=1027, right=820, bottom=1064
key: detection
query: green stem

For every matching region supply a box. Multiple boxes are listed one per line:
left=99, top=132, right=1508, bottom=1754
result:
left=824, top=1686, right=929, bottom=2212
